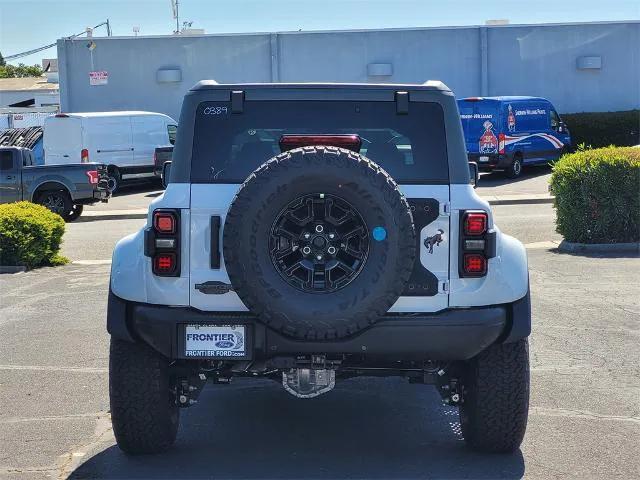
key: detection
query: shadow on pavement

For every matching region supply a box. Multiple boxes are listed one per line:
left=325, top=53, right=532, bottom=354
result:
left=69, top=378, right=525, bottom=479
left=111, top=180, right=163, bottom=197
left=478, top=165, right=550, bottom=188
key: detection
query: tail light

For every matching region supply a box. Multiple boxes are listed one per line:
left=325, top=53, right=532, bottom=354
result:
left=81, top=148, right=89, bottom=163
left=498, top=133, right=505, bottom=154
left=86, top=170, right=98, bottom=184
left=279, top=134, right=362, bottom=153
left=153, top=211, right=176, bottom=234
left=459, top=211, right=495, bottom=277
left=144, top=209, right=180, bottom=276
left=463, top=254, right=487, bottom=275
left=464, top=212, right=487, bottom=235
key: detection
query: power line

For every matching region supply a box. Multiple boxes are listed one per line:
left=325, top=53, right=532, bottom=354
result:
left=4, top=20, right=111, bottom=61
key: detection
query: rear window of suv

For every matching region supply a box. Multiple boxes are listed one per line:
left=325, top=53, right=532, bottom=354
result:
left=191, top=100, right=448, bottom=184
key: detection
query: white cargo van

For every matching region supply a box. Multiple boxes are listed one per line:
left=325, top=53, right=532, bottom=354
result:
left=43, top=111, right=177, bottom=191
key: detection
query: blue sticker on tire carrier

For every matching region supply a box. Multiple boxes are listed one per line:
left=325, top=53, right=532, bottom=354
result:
left=372, top=226, right=387, bottom=241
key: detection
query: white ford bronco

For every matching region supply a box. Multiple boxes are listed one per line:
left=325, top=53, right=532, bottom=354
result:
left=108, top=81, right=531, bottom=455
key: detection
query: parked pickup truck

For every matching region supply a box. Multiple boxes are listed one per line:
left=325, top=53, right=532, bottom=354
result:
left=153, top=146, right=173, bottom=178
left=0, top=146, right=110, bottom=221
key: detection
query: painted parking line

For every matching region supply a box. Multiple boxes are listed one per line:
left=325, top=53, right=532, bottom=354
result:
left=72, top=260, right=112, bottom=265
left=0, top=364, right=107, bottom=373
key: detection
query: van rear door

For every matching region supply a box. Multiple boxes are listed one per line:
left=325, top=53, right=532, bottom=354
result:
left=43, top=116, right=82, bottom=165
left=457, top=99, right=501, bottom=157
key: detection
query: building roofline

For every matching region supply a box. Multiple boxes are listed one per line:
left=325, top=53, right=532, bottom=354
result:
left=60, top=19, right=639, bottom=42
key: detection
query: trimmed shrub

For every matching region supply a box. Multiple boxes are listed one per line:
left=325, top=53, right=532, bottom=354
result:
left=550, top=146, right=640, bottom=243
left=0, top=202, right=69, bottom=268
left=561, top=110, right=639, bottom=149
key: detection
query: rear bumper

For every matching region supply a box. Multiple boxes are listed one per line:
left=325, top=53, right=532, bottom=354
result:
left=467, top=153, right=512, bottom=170
left=72, top=189, right=110, bottom=205
left=107, top=289, right=531, bottom=362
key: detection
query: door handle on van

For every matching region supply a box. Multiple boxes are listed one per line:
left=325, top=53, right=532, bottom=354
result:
left=63, top=154, right=69, bottom=158
left=96, top=148, right=134, bottom=153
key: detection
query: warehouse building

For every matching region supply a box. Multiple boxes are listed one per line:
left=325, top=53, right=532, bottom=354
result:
left=56, top=20, right=639, bottom=119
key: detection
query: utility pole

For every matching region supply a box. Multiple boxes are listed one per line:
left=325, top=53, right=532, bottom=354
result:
left=171, top=0, right=180, bottom=34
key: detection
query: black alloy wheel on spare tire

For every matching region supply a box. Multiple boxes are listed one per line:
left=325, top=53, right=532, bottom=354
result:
left=223, top=146, right=416, bottom=340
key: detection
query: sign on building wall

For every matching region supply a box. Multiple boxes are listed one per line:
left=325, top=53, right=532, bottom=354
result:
left=89, top=71, right=109, bottom=86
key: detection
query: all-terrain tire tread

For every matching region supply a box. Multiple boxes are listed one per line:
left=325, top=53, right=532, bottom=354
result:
left=460, top=339, right=530, bottom=453
left=109, top=339, right=179, bottom=454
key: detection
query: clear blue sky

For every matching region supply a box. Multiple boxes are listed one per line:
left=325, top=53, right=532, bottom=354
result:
left=1, top=0, right=639, bottom=65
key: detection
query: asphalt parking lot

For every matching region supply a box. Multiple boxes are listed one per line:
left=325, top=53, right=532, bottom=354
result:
left=1, top=203, right=639, bottom=479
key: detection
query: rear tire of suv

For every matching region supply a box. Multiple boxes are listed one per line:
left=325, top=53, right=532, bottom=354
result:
left=459, top=339, right=530, bottom=453
left=109, top=339, right=179, bottom=454
left=505, top=154, right=523, bottom=179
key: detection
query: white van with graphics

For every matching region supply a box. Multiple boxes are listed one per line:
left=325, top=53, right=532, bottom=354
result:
left=43, top=111, right=177, bottom=191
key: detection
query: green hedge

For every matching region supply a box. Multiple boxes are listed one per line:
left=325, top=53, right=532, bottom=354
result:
left=561, top=110, right=639, bottom=149
left=0, top=202, right=69, bottom=268
left=550, top=146, right=640, bottom=243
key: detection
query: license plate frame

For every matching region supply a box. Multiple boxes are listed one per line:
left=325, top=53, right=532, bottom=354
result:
left=180, top=324, right=252, bottom=360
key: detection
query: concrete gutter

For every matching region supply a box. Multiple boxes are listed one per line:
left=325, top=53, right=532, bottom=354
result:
left=558, top=241, right=640, bottom=254
left=78, top=194, right=555, bottom=222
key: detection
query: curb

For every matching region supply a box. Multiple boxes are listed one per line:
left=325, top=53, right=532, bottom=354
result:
left=77, top=213, right=148, bottom=222
left=487, top=197, right=554, bottom=206
left=0, top=266, right=27, bottom=274
left=558, top=240, right=640, bottom=254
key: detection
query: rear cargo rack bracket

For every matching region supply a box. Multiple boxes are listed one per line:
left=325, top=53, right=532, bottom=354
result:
left=231, top=90, right=244, bottom=113
left=395, top=91, right=409, bottom=114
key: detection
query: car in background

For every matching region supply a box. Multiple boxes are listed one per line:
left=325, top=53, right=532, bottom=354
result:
left=0, top=146, right=110, bottom=221
left=43, top=111, right=177, bottom=192
left=457, top=96, right=571, bottom=178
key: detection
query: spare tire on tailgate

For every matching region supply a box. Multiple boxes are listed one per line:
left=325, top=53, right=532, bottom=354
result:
left=223, top=146, right=416, bottom=340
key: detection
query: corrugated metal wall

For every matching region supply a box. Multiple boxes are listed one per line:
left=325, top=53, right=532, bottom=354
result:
left=57, top=21, right=640, bottom=120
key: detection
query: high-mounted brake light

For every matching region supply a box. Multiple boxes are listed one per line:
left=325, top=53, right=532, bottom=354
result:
left=498, top=133, right=505, bottom=154
left=81, top=148, right=89, bottom=163
left=154, top=211, right=176, bottom=233
left=86, top=170, right=98, bottom=184
left=464, top=212, right=487, bottom=236
left=279, top=134, right=362, bottom=153
left=462, top=97, right=484, bottom=102
left=463, top=254, right=487, bottom=275
left=55, top=113, right=69, bottom=118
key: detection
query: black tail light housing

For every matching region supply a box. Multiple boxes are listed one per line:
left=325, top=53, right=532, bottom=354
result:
left=144, top=209, right=180, bottom=276
left=459, top=210, right=496, bottom=278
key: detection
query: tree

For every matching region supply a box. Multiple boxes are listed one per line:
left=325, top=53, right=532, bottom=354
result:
left=0, top=63, right=43, bottom=79
left=0, top=51, right=5, bottom=66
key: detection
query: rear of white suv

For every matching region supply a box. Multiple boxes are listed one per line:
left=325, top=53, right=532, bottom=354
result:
left=108, top=82, right=530, bottom=455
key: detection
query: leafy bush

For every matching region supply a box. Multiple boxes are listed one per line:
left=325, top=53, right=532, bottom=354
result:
left=550, top=146, right=640, bottom=243
left=561, top=110, right=639, bottom=149
left=0, top=202, right=69, bottom=268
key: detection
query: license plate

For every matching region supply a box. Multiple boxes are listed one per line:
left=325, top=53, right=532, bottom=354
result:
left=184, top=325, right=246, bottom=358
left=479, top=156, right=489, bottom=163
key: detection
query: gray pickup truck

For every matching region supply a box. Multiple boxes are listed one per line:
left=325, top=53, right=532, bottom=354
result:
left=0, top=146, right=110, bottom=221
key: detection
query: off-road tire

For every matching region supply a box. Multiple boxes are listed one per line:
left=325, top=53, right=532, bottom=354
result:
left=505, top=154, right=523, bottom=179
left=223, top=146, right=416, bottom=340
left=109, top=339, right=179, bottom=454
left=459, top=339, right=530, bottom=453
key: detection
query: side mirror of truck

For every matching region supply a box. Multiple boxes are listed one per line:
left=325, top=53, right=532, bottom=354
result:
left=161, top=161, right=172, bottom=189
left=468, top=162, right=479, bottom=189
